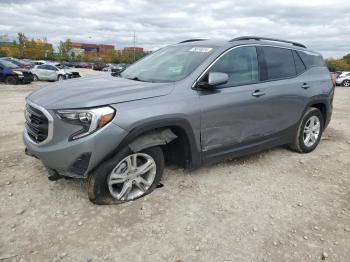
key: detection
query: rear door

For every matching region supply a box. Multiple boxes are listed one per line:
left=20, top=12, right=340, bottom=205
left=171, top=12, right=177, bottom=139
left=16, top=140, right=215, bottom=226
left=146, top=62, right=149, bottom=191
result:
left=256, top=46, right=308, bottom=134
left=35, top=65, right=48, bottom=80
left=46, top=65, right=58, bottom=80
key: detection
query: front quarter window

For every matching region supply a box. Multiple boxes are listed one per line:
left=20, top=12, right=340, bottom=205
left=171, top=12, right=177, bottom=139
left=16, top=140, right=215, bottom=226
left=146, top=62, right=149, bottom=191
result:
left=121, top=45, right=215, bottom=82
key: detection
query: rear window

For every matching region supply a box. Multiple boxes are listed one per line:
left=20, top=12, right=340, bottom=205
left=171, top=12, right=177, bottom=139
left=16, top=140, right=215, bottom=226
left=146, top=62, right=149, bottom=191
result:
left=297, top=51, right=325, bottom=67
left=262, top=46, right=296, bottom=80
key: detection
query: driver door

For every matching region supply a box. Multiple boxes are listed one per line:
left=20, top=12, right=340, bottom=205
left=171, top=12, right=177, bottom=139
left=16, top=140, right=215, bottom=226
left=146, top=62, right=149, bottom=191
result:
left=199, top=46, right=271, bottom=154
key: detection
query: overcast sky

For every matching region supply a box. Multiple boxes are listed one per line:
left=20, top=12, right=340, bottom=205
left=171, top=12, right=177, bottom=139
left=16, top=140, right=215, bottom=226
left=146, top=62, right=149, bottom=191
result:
left=0, top=0, right=349, bottom=58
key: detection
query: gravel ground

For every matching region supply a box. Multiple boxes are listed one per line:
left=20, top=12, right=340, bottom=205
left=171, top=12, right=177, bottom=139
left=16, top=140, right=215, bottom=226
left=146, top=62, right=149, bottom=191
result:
left=0, top=71, right=349, bottom=262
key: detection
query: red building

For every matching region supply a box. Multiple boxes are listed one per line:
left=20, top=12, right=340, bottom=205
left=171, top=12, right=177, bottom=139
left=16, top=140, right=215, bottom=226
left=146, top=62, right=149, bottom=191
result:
left=71, top=42, right=115, bottom=56
left=124, top=47, right=144, bottom=52
left=98, top=44, right=114, bottom=56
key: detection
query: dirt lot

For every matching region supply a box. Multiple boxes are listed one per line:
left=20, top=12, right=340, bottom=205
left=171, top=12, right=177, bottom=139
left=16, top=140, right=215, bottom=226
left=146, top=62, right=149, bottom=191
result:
left=0, top=71, right=349, bottom=262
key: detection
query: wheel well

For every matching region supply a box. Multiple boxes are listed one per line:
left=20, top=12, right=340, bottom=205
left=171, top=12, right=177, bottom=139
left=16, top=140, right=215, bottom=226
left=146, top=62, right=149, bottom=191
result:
left=161, top=126, right=192, bottom=169
left=311, top=103, right=327, bottom=124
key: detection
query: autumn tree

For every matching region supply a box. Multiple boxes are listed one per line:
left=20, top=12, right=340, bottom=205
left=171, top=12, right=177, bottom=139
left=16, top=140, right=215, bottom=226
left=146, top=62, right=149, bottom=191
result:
left=325, top=57, right=350, bottom=72
left=58, top=39, right=72, bottom=60
left=17, top=32, right=28, bottom=58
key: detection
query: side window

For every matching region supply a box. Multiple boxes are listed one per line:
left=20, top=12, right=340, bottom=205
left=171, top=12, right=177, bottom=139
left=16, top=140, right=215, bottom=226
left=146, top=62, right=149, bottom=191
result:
left=37, top=65, right=46, bottom=69
left=297, top=51, right=325, bottom=68
left=292, top=50, right=306, bottom=74
left=262, top=46, right=296, bottom=80
left=47, top=65, right=56, bottom=71
left=208, top=46, right=259, bottom=87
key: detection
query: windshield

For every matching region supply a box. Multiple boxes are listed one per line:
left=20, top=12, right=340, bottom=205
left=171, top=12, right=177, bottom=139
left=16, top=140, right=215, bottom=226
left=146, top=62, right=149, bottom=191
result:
left=0, top=60, right=19, bottom=69
left=121, top=45, right=215, bottom=82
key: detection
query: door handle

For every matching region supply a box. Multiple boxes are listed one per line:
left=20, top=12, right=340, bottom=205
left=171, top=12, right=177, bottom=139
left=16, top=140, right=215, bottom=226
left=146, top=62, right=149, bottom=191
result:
left=252, top=90, right=266, bottom=97
left=301, top=83, right=311, bottom=89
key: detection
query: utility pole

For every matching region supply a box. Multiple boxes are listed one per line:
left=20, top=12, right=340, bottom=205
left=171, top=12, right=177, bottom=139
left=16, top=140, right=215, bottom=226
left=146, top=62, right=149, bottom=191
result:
left=133, top=31, right=136, bottom=63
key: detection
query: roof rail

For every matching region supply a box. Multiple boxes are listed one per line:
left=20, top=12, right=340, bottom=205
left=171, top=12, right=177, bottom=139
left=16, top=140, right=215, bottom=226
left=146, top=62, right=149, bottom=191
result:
left=178, top=39, right=207, bottom=44
left=229, top=36, right=306, bottom=48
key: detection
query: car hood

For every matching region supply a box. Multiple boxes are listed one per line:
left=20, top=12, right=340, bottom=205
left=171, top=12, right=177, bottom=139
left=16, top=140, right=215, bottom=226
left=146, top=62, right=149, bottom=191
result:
left=28, top=75, right=174, bottom=109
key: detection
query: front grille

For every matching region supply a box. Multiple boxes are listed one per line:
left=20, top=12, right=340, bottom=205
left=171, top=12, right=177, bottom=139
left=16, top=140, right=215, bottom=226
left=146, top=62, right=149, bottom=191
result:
left=25, top=104, right=49, bottom=143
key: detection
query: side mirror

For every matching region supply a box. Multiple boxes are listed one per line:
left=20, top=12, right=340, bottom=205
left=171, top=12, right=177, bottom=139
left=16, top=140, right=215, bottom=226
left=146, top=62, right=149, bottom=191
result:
left=197, top=72, right=229, bottom=90
left=208, top=72, right=229, bottom=86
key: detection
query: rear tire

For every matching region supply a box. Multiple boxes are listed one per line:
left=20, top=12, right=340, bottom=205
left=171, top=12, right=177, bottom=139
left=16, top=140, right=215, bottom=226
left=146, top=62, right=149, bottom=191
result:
left=57, top=75, right=64, bottom=81
left=342, top=80, right=350, bottom=87
left=5, top=76, right=17, bottom=85
left=290, top=107, right=324, bottom=153
left=33, top=75, right=39, bottom=81
left=87, top=146, right=164, bottom=205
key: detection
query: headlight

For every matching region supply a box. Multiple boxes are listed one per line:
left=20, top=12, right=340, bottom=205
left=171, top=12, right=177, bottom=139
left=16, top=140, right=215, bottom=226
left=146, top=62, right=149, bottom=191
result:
left=13, top=70, right=23, bottom=76
left=56, top=106, right=115, bottom=140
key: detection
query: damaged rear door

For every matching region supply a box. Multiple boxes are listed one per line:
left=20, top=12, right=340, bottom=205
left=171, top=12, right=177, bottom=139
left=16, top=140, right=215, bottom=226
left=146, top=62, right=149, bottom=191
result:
left=199, top=46, right=272, bottom=152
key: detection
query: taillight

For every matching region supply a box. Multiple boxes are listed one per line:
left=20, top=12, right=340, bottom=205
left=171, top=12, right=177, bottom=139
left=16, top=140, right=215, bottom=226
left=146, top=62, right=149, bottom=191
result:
left=331, top=73, right=336, bottom=88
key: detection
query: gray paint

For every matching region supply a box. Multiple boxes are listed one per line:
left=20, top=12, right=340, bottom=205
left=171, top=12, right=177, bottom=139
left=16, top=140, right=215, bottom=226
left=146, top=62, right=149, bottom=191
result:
left=29, top=75, right=174, bottom=109
left=24, top=38, right=334, bottom=177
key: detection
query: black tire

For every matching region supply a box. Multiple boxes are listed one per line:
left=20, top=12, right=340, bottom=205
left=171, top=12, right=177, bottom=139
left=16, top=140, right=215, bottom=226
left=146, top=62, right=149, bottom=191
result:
left=57, top=74, right=64, bottom=81
left=342, top=80, right=350, bottom=87
left=290, top=107, right=324, bottom=153
left=87, top=146, right=164, bottom=205
left=33, top=75, right=39, bottom=81
left=5, top=76, right=17, bottom=85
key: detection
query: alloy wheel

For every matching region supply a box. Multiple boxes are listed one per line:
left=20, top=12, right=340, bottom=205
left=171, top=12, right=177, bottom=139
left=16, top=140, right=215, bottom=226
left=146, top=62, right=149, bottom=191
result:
left=107, top=153, right=157, bottom=201
left=303, top=115, right=321, bottom=147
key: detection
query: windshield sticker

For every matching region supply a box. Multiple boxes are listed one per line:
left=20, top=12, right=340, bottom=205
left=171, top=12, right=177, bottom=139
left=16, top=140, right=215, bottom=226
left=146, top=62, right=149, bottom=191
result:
left=189, top=47, right=213, bottom=53
left=168, top=66, right=183, bottom=73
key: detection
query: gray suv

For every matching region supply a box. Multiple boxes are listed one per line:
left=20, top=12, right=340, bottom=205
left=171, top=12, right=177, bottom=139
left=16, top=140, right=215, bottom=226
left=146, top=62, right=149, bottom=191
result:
left=24, top=36, right=334, bottom=204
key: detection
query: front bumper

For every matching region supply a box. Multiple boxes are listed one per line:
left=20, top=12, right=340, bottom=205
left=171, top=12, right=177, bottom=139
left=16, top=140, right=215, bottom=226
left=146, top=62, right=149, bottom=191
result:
left=24, top=113, right=128, bottom=178
left=17, top=74, right=34, bottom=83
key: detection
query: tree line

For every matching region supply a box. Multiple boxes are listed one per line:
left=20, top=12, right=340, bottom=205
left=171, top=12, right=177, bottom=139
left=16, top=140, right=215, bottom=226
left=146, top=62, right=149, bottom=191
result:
left=325, top=54, right=350, bottom=72
left=1, top=33, right=350, bottom=70
left=0, top=32, right=146, bottom=64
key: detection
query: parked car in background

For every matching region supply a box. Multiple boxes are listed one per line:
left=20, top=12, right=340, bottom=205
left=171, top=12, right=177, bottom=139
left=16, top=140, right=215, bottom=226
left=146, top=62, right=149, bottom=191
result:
left=29, top=60, right=47, bottom=68
left=61, top=61, right=77, bottom=68
left=24, top=36, right=334, bottom=204
left=92, top=63, right=107, bottom=71
left=55, top=64, right=81, bottom=78
left=75, top=62, right=92, bottom=69
left=111, top=63, right=129, bottom=76
left=336, top=71, right=350, bottom=86
left=31, top=63, right=67, bottom=81
left=102, top=63, right=118, bottom=72
left=2, top=57, right=31, bottom=69
left=334, top=71, right=343, bottom=78
left=0, top=59, right=33, bottom=84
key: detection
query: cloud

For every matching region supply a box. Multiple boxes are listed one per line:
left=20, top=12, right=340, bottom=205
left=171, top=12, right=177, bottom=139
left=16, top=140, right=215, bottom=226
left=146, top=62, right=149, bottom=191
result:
left=0, top=0, right=348, bottom=57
